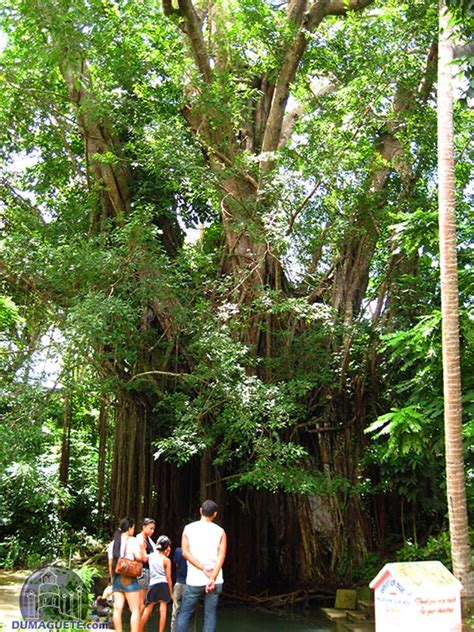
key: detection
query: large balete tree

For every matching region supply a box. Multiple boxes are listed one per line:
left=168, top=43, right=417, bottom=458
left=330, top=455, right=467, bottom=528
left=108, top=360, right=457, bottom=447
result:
left=158, top=0, right=383, bottom=571
left=438, top=0, right=474, bottom=602
left=152, top=0, right=440, bottom=576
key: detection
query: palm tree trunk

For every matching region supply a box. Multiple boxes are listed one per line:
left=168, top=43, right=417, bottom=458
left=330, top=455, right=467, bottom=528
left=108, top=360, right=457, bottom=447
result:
left=438, top=0, right=474, bottom=602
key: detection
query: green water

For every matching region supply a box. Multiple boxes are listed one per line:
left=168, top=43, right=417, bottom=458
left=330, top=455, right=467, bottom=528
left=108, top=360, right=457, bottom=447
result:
left=202, top=604, right=337, bottom=630
left=146, top=604, right=338, bottom=631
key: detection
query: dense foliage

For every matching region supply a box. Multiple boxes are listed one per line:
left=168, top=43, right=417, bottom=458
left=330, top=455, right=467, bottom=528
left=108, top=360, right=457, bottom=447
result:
left=0, top=0, right=472, bottom=587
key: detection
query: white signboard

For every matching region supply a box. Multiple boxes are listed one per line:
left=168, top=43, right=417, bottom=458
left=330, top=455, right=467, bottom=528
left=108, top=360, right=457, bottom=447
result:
left=370, top=561, right=462, bottom=632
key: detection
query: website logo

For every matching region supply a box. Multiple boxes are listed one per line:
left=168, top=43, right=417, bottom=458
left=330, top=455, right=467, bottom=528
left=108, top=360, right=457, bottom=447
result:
left=19, top=566, right=85, bottom=623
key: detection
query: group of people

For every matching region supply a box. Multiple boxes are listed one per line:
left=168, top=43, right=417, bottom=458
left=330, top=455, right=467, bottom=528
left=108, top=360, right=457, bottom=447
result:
left=107, top=500, right=227, bottom=632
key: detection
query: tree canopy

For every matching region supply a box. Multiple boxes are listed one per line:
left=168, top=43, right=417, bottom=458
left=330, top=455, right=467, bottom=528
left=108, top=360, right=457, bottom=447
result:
left=0, top=0, right=472, bottom=590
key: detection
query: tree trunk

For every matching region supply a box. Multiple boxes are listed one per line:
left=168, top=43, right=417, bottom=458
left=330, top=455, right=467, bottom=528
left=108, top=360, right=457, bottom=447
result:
left=59, top=395, right=72, bottom=486
left=97, top=398, right=108, bottom=524
left=438, top=0, right=474, bottom=601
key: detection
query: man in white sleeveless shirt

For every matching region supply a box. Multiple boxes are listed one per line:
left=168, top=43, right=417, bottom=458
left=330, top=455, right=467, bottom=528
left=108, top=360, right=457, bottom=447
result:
left=176, top=500, right=227, bottom=632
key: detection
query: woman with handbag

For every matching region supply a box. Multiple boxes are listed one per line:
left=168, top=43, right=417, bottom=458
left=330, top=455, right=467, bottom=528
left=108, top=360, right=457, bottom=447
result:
left=107, top=517, right=144, bottom=632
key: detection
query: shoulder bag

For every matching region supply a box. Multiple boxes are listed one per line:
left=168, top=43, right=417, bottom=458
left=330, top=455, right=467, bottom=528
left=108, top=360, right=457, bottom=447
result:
left=115, top=537, right=143, bottom=578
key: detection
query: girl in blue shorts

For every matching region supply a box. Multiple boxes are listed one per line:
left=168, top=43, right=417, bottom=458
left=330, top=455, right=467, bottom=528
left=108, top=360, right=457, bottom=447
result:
left=140, top=536, right=173, bottom=632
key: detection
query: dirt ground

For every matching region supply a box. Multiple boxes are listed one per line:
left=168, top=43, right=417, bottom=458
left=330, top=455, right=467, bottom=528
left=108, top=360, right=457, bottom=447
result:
left=0, top=569, right=28, bottom=627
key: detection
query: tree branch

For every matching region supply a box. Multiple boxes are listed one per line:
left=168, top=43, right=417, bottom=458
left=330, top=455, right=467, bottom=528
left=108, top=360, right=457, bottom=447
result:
left=0, top=177, right=46, bottom=224
left=259, top=30, right=308, bottom=168
left=162, top=0, right=180, bottom=17
left=278, top=81, right=339, bottom=149
left=177, top=0, right=213, bottom=82
left=209, top=147, right=259, bottom=190
left=287, top=0, right=308, bottom=24
left=278, top=102, right=304, bottom=149
left=454, top=40, right=474, bottom=58
left=128, top=369, right=190, bottom=381
left=260, top=0, right=376, bottom=172
left=325, top=0, right=377, bottom=15
left=419, top=41, right=438, bottom=102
